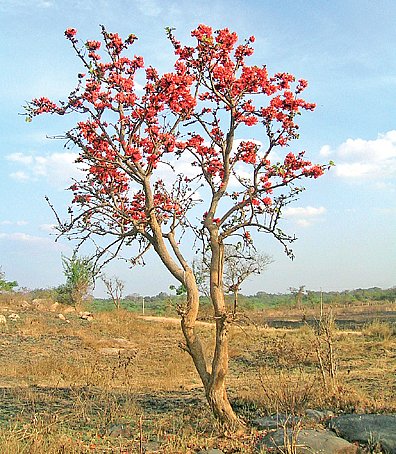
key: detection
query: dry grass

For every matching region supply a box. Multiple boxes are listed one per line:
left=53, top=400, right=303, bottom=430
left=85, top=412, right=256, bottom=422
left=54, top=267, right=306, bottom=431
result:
left=0, top=296, right=395, bottom=452
left=362, top=319, right=395, bottom=341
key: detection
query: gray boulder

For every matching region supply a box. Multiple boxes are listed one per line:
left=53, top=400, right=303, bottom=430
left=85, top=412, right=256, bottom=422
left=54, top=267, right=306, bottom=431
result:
left=252, top=414, right=301, bottom=430
left=143, top=441, right=162, bottom=452
left=197, top=450, right=225, bottom=454
left=107, top=423, right=132, bottom=438
left=256, top=428, right=357, bottom=453
left=252, top=410, right=333, bottom=430
left=329, top=414, right=396, bottom=453
left=305, top=409, right=334, bottom=422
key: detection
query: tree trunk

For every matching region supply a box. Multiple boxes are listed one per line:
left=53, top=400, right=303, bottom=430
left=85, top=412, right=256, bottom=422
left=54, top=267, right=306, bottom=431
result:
left=146, top=194, right=240, bottom=428
left=182, top=269, right=242, bottom=429
left=205, top=316, right=241, bottom=429
left=202, top=232, right=242, bottom=428
left=206, top=380, right=240, bottom=428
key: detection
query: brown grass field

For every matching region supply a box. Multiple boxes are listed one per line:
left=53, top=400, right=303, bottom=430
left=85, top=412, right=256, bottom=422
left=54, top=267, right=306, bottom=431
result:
left=0, top=295, right=395, bottom=453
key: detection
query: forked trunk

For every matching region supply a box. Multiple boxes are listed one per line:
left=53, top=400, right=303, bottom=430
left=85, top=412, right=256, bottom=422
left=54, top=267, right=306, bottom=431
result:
left=182, top=272, right=242, bottom=429
left=149, top=213, right=241, bottom=428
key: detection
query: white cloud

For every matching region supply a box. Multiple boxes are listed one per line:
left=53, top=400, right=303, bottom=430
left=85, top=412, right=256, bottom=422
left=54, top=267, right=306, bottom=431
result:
left=320, top=130, right=396, bottom=181
left=0, top=232, right=48, bottom=243
left=39, top=223, right=57, bottom=232
left=319, top=144, right=331, bottom=157
left=134, top=0, right=162, bottom=16
left=283, top=206, right=326, bottom=227
left=7, top=152, right=33, bottom=165
left=0, top=220, right=28, bottom=226
left=0, top=231, right=68, bottom=251
left=6, top=151, right=84, bottom=188
left=0, top=0, right=54, bottom=10
left=9, top=170, right=30, bottom=181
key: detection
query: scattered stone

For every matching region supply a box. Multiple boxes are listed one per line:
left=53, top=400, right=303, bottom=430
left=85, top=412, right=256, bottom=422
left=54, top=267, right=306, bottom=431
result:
left=107, top=423, right=132, bottom=438
left=329, top=414, right=396, bottom=453
left=0, top=314, right=7, bottom=325
left=63, top=305, right=76, bottom=314
left=96, top=337, right=137, bottom=355
left=57, top=313, right=66, bottom=321
left=49, top=302, right=60, bottom=312
left=111, top=337, right=135, bottom=348
left=256, top=428, right=358, bottom=453
left=197, top=450, right=225, bottom=454
left=98, top=347, right=126, bottom=355
left=305, top=409, right=334, bottom=422
left=252, top=414, right=301, bottom=430
left=79, top=311, right=93, bottom=321
left=31, top=298, right=52, bottom=311
left=8, top=313, right=20, bottom=321
left=19, top=300, right=31, bottom=309
left=143, top=441, right=162, bottom=452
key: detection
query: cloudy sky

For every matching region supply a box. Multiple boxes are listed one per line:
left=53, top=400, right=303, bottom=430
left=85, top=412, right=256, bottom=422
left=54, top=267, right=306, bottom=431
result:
left=1, top=0, right=395, bottom=296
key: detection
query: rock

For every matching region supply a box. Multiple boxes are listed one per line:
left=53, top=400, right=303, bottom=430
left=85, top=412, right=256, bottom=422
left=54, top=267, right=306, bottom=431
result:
left=97, top=338, right=137, bottom=355
left=111, top=337, right=135, bottom=349
left=252, top=414, right=301, bottom=430
left=305, top=409, right=334, bottom=422
left=0, top=314, right=7, bottom=325
left=107, top=423, right=132, bottom=438
left=197, top=450, right=225, bottom=454
left=49, top=302, right=60, bottom=312
left=19, top=300, right=31, bottom=309
left=329, top=414, right=396, bottom=453
left=8, top=313, right=20, bottom=321
left=98, top=347, right=126, bottom=355
left=143, top=441, right=162, bottom=452
left=256, top=428, right=358, bottom=453
left=79, top=311, right=93, bottom=321
left=57, top=313, right=66, bottom=321
left=63, top=306, right=76, bottom=314
left=32, top=298, right=53, bottom=311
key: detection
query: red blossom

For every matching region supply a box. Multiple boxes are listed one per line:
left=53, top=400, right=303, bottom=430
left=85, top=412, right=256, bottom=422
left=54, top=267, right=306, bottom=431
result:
left=26, top=24, right=327, bottom=244
left=65, top=28, right=77, bottom=39
left=86, top=40, right=101, bottom=51
left=262, top=197, right=272, bottom=206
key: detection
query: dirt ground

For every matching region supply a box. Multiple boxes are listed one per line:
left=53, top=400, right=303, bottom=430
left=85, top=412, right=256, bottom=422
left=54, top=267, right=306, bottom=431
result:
left=0, top=298, right=395, bottom=452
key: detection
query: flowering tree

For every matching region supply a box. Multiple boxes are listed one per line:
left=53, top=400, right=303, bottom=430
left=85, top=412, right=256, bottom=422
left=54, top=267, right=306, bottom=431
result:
left=25, top=25, right=329, bottom=428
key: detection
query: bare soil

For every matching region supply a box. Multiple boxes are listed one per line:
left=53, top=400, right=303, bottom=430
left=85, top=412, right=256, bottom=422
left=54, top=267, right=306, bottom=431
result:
left=0, top=298, right=395, bottom=452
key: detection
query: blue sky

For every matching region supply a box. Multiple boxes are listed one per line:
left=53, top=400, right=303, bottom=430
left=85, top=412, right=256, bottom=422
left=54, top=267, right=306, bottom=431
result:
left=1, top=0, right=395, bottom=296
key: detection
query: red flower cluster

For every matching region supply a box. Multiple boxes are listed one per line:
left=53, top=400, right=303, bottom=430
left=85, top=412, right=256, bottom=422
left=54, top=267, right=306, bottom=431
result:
left=65, top=28, right=77, bottom=39
left=26, top=24, right=327, bottom=233
left=237, top=141, right=258, bottom=164
left=30, top=97, right=62, bottom=114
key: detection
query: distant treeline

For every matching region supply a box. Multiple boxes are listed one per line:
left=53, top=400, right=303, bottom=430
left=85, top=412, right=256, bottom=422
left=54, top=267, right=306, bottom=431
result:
left=92, top=286, right=396, bottom=313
